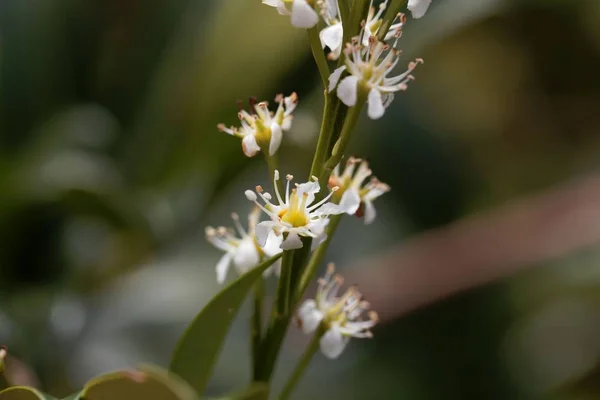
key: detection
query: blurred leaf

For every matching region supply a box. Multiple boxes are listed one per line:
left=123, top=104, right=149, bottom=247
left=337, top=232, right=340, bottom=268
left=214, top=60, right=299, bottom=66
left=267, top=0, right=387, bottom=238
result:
left=217, top=383, right=269, bottom=400
left=0, top=387, right=57, bottom=399
left=169, top=254, right=283, bottom=395
left=60, top=395, right=80, bottom=400
left=80, top=364, right=198, bottom=400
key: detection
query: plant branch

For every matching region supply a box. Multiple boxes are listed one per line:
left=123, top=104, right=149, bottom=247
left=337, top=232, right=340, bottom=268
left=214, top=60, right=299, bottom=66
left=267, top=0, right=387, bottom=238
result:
left=307, top=27, right=330, bottom=89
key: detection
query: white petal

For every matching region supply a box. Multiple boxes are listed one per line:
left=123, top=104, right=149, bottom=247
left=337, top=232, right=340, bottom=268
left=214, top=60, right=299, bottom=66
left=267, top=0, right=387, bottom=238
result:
left=261, top=230, right=284, bottom=256
left=328, top=66, right=346, bottom=93
left=320, top=325, right=349, bottom=359
left=242, top=134, right=261, bottom=157
left=262, top=0, right=280, bottom=6
left=367, top=88, right=385, bottom=119
left=281, top=116, right=293, bottom=131
left=311, top=233, right=328, bottom=250
left=216, top=252, right=233, bottom=284
left=407, top=0, right=432, bottom=19
left=319, top=23, right=343, bottom=52
left=297, top=300, right=324, bottom=334
left=255, top=221, right=275, bottom=247
left=337, top=76, right=359, bottom=107
left=281, top=231, right=303, bottom=249
left=307, top=218, right=329, bottom=237
left=314, top=202, right=344, bottom=216
left=325, top=0, right=338, bottom=19
left=269, top=123, right=283, bottom=155
left=338, top=189, right=361, bottom=215
left=233, top=238, right=260, bottom=274
left=291, top=0, right=319, bottom=28
left=364, top=200, right=376, bottom=224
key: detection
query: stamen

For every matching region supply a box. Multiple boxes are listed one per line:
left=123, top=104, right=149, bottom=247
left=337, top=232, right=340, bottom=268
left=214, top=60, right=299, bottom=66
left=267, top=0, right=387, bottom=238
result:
left=230, top=212, right=247, bottom=238
left=273, top=170, right=284, bottom=204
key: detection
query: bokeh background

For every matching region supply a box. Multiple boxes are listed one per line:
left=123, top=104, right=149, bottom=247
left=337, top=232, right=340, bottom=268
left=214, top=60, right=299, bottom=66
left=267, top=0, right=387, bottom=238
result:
left=2, top=0, right=600, bottom=398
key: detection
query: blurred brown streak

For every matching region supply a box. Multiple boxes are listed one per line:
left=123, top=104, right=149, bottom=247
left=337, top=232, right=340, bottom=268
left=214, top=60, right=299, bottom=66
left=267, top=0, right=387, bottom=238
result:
left=346, top=173, right=600, bottom=321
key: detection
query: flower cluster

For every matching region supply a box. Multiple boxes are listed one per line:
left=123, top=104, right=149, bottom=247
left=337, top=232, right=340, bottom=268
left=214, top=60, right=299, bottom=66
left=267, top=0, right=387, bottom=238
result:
left=204, top=0, right=431, bottom=371
left=218, top=93, right=297, bottom=157
left=296, top=263, right=378, bottom=358
left=245, top=171, right=344, bottom=250
left=329, top=157, right=390, bottom=224
left=329, top=25, right=423, bottom=119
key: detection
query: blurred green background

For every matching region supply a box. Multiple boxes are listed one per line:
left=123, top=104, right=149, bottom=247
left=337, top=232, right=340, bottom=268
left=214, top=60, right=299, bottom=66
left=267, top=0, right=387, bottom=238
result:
left=2, top=0, right=600, bottom=398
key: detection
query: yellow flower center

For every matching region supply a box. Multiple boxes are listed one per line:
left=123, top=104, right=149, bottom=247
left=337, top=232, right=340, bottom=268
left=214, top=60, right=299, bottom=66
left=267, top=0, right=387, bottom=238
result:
left=279, top=189, right=309, bottom=227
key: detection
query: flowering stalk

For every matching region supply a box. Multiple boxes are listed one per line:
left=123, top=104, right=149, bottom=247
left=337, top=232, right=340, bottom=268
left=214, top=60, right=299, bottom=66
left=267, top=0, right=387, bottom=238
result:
left=206, top=0, right=427, bottom=394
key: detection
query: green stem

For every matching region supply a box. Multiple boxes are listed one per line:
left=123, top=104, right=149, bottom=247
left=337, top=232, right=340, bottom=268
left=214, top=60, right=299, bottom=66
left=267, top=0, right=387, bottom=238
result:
left=251, top=279, right=265, bottom=378
left=308, top=93, right=334, bottom=182
left=323, top=95, right=366, bottom=174
left=266, top=153, right=282, bottom=193
left=275, top=250, right=295, bottom=317
left=278, top=323, right=326, bottom=400
left=307, top=27, right=330, bottom=89
left=377, top=0, right=408, bottom=41
left=297, top=214, right=342, bottom=300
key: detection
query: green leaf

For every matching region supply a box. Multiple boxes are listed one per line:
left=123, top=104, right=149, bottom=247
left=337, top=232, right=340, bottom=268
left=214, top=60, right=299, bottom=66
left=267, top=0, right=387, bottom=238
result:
left=217, top=383, right=269, bottom=400
left=0, top=386, right=57, bottom=399
left=60, top=395, right=80, bottom=400
left=169, top=254, right=283, bottom=395
left=80, top=364, right=198, bottom=400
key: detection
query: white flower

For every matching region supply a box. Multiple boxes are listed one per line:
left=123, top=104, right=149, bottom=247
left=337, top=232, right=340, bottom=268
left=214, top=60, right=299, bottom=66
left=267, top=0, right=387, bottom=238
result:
left=262, top=0, right=319, bottom=28
left=328, top=21, right=423, bottom=119
left=218, top=93, right=297, bottom=157
left=245, top=171, right=344, bottom=250
left=329, top=157, right=390, bottom=224
left=205, top=208, right=283, bottom=284
left=318, top=0, right=343, bottom=60
left=407, top=0, right=432, bottom=19
left=362, top=1, right=405, bottom=46
left=295, top=263, right=378, bottom=359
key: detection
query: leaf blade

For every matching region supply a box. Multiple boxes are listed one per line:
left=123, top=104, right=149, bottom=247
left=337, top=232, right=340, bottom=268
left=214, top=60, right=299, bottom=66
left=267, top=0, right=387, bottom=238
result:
left=0, top=386, right=57, bottom=399
left=169, top=254, right=282, bottom=395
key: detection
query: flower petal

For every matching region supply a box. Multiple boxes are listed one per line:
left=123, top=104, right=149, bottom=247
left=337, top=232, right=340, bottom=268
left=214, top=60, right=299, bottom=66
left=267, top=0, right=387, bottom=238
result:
left=407, top=0, right=432, bottom=19
left=281, top=231, right=303, bottom=249
left=338, top=189, right=361, bottom=215
left=337, top=76, right=359, bottom=107
left=307, top=218, right=330, bottom=238
left=261, top=230, right=284, bottom=257
left=269, top=122, right=283, bottom=155
left=297, top=299, right=324, bottom=334
left=319, top=23, right=343, bottom=52
left=255, top=221, right=275, bottom=247
left=291, top=0, right=319, bottom=28
left=242, top=134, right=261, bottom=157
left=364, top=200, right=377, bottom=224
left=216, top=252, right=233, bottom=284
left=367, top=88, right=385, bottom=119
left=328, top=66, right=346, bottom=93
left=233, top=237, right=260, bottom=274
left=320, top=325, right=349, bottom=359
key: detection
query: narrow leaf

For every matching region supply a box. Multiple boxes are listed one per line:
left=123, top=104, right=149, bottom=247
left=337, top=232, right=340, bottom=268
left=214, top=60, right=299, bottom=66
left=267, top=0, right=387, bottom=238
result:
left=0, top=386, right=57, bottom=399
left=169, top=254, right=282, bottom=395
